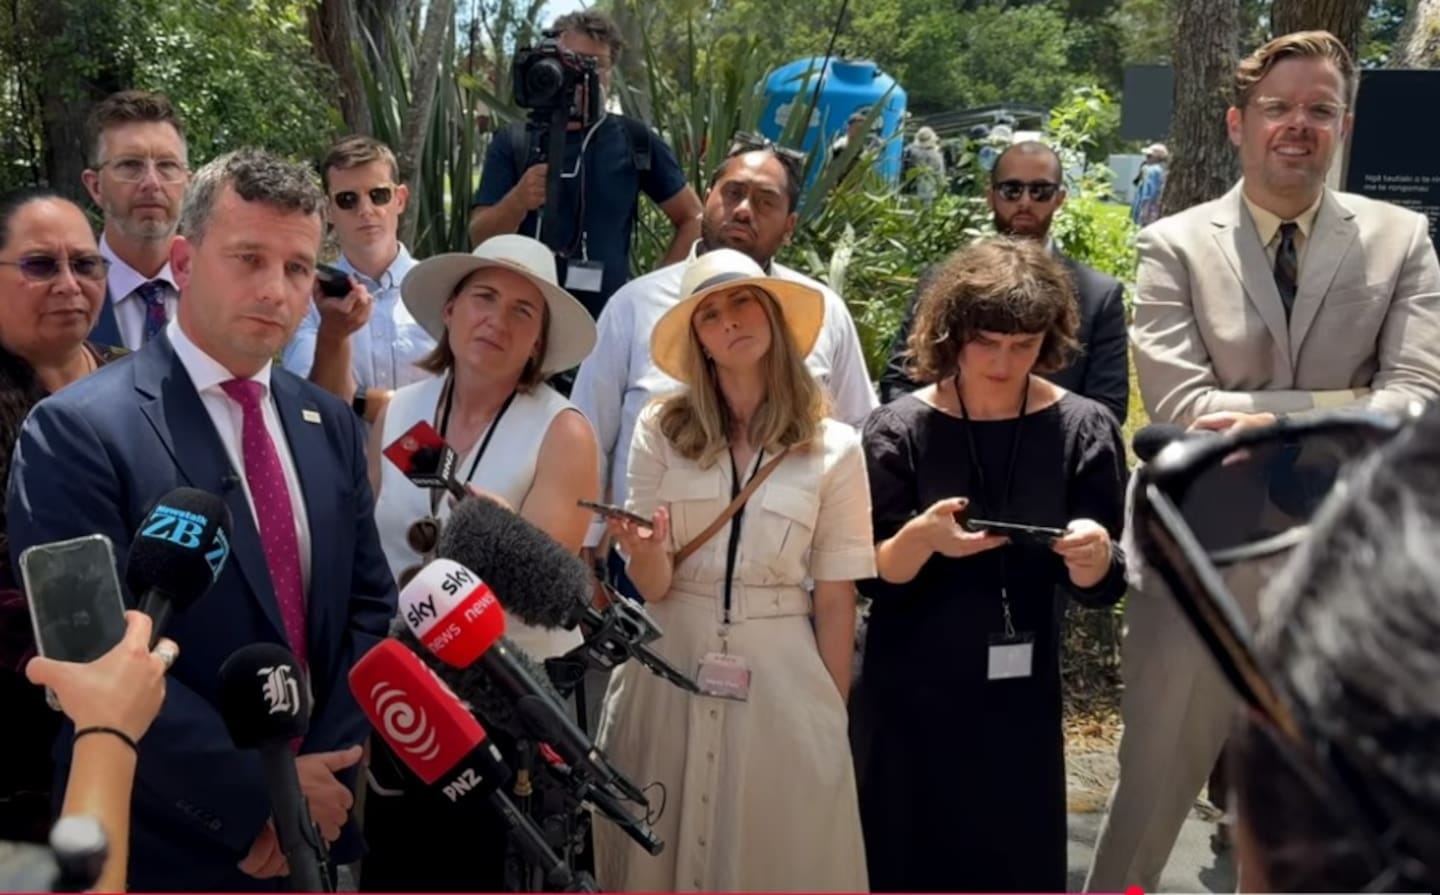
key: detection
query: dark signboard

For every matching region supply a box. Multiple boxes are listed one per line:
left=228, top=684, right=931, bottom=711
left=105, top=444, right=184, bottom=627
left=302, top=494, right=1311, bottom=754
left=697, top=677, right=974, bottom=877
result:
left=1120, top=64, right=1174, bottom=141
left=1344, top=69, right=1440, bottom=251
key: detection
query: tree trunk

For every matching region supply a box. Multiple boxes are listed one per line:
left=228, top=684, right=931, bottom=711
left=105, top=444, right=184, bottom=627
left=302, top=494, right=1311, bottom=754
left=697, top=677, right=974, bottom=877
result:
left=1271, top=0, right=1369, bottom=60
left=308, top=0, right=373, bottom=134
left=1392, top=0, right=1440, bottom=68
left=1163, top=0, right=1240, bottom=215
left=397, top=0, right=453, bottom=247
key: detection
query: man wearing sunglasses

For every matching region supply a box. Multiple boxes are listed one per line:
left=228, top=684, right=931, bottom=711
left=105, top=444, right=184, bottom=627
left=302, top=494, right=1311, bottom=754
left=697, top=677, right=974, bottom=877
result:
left=1088, top=30, right=1440, bottom=893
left=281, top=136, right=435, bottom=424
left=80, top=91, right=190, bottom=352
left=878, top=141, right=1129, bottom=423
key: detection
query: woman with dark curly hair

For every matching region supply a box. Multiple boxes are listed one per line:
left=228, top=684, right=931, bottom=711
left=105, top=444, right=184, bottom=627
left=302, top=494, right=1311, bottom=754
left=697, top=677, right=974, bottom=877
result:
left=851, top=236, right=1127, bottom=892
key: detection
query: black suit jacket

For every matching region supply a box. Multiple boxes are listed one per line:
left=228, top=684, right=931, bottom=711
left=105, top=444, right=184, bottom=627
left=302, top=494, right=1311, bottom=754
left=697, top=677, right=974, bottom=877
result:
left=878, top=252, right=1130, bottom=422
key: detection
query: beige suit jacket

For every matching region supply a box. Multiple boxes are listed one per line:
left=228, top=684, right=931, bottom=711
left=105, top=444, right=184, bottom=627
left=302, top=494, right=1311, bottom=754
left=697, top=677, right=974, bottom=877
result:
left=1132, top=182, right=1440, bottom=425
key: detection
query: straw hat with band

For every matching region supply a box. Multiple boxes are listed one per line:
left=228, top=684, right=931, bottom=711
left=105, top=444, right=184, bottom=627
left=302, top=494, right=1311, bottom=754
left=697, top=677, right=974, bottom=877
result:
left=401, top=234, right=597, bottom=374
left=650, top=248, right=824, bottom=384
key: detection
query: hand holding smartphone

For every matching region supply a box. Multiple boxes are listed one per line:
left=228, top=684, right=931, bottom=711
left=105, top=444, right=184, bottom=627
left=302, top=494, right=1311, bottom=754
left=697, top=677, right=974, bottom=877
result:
left=315, top=263, right=352, bottom=299
left=578, top=499, right=654, bottom=529
left=958, top=516, right=1067, bottom=547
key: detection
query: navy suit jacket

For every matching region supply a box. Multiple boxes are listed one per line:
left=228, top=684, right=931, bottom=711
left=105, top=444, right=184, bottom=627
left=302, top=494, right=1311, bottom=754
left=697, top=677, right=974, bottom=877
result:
left=89, top=284, right=123, bottom=349
left=6, top=332, right=396, bottom=891
left=878, top=253, right=1130, bottom=423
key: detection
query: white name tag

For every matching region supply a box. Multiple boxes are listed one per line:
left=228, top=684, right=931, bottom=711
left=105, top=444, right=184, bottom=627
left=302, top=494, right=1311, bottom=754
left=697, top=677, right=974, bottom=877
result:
left=987, top=634, right=1035, bottom=681
left=565, top=260, right=605, bottom=293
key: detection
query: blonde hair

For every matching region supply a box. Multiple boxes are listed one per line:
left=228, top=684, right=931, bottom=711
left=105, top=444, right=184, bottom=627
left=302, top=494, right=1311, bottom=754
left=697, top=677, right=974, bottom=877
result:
left=1235, top=30, right=1355, bottom=108
left=656, top=287, right=827, bottom=466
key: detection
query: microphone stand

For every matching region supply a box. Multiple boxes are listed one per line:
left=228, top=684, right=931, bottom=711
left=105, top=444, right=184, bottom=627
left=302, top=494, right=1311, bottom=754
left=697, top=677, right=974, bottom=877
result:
left=554, top=585, right=701, bottom=698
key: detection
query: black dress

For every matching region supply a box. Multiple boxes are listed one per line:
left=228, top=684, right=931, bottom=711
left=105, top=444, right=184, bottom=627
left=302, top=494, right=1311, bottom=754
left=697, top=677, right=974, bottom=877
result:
left=851, top=391, right=1127, bottom=893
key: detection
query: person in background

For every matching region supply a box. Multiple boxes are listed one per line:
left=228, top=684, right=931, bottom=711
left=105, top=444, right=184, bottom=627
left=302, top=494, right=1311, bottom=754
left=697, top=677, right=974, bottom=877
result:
left=80, top=90, right=190, bottom=350
left=1130, top=143, right=1168, bottom=227
left=903, top=126, right=946, bottom=205
left=596, top=248, right=873, bottom=891
left=0, top=188, right=123, bottom=846
left=283, top=135, right=435, bottom=425
left=854, top=237, right=1126, bottom=893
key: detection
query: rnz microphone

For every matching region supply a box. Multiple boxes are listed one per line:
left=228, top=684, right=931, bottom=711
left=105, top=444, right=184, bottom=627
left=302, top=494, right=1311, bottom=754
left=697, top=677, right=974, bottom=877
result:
left=127, top=487, right=233, bottom=645
left=400, top=559, right=649, bottom=805
left=382, top=420, right=467, bottom=500
left=349, top=640, right=582, bottom=890
left=218, top=643, right=330, bottom=893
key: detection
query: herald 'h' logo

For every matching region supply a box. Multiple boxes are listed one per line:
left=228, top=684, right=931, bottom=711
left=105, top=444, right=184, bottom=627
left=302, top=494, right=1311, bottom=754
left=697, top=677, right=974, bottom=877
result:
left=259, top=664, right=301, bottom=716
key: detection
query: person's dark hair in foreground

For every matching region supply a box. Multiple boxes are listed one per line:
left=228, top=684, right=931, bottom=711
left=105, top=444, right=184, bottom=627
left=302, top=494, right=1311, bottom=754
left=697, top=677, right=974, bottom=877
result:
left=1235, top=409, right=1440, bottom=892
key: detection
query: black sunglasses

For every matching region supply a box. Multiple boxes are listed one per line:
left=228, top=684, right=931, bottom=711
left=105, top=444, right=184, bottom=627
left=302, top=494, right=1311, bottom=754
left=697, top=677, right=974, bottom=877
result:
left=993, top=180, right=1060, bottom=202
left=729, top=131, right=807, bottom=167
left=1133, top=409, right=1431, bottom=888
left=0, top=253, right=110, bottom=283
left=332, top=185, right=396, bottom=211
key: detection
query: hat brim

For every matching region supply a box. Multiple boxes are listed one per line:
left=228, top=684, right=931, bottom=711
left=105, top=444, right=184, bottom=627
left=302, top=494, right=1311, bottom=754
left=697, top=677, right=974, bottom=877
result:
left=401, top=254, right=597, bottom=374
left=651, top=276, right=824, bottom=384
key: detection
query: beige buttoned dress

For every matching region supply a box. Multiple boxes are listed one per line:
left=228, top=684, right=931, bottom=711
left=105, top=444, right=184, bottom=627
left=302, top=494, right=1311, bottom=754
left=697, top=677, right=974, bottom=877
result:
left=595, top=408, right=876, bottom=892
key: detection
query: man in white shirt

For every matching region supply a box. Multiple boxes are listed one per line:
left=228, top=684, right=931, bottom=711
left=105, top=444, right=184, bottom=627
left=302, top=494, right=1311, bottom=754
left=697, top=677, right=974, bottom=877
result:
left=282, top=136, right=435, bottom=425
left=81, top=90, right=190, bottom=350
left=572, top=139, right=877, bottom=593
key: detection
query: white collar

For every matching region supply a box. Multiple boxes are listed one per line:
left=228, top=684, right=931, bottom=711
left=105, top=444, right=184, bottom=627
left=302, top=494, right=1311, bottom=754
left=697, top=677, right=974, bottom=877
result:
left=100, top=234, right=177, bottom=301
left=167, top=318, right=273, bottom=397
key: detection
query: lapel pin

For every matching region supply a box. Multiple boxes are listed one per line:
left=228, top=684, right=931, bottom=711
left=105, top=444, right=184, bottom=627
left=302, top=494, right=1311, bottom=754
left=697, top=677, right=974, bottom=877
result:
left=302, top=409, right=321, bottom=424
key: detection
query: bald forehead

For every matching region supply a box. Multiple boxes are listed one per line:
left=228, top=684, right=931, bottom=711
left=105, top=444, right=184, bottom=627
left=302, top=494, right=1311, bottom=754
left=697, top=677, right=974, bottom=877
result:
left=993, top=146, right=1062, bottom=182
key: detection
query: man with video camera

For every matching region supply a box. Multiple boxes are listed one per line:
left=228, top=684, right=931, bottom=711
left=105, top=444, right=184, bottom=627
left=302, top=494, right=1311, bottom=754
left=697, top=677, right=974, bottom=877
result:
left=467, top=11, right=701, bottom=324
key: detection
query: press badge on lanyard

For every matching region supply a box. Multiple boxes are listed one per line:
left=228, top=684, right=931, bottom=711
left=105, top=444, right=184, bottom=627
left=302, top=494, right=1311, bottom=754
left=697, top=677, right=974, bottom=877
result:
left=696, top=448, right=765, bottom=702
left=987, top=589, right=1034, bottom=680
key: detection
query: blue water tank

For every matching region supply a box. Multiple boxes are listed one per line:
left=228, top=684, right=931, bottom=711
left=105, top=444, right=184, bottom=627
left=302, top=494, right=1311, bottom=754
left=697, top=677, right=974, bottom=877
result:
left=758, top=56, right=908, bottom=184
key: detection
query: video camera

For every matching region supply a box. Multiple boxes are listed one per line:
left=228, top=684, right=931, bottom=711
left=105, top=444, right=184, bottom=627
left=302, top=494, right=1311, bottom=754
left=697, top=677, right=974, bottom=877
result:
left=512, top=33, right=603, bottom=135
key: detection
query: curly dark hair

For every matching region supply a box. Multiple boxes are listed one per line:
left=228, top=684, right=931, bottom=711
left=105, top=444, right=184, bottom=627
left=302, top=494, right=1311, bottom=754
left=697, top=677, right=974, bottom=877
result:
left=905, top=237, right=1080, bottom=384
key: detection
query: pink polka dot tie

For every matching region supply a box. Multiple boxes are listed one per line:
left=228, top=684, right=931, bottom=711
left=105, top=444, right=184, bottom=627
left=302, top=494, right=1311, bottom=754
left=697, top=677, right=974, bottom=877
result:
left=220, top=379, right=307, bottom=665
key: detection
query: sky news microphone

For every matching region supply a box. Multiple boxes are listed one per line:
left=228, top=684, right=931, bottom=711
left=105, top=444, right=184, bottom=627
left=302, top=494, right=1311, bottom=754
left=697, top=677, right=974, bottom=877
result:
left=382, top=420, right=468, bottom=501
left=349, top=640, right=582, bottom=891
left=399, top=559, right=649, bottom=806
left=126, top=487, right=233, bottom=645
left=218, top=643, right=330, bottom=893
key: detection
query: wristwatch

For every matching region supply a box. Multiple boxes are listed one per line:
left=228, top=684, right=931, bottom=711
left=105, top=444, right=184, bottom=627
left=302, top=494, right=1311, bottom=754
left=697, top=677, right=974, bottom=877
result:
left=352, top=389, right=368, bottom=419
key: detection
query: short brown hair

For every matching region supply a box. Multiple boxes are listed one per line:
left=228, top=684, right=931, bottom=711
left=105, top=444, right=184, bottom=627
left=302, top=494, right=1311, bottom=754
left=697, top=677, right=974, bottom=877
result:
left=905, top=237, right=1080, bottom=384
left=414, top=275, right=551, bottom=393
left=86, top=91, right=185, bottom=166
left=320, top=135, right=400, bottom=191
left=552, top=9, right=625, bottom=63
left=1235, top=30, right=1355, bottom=109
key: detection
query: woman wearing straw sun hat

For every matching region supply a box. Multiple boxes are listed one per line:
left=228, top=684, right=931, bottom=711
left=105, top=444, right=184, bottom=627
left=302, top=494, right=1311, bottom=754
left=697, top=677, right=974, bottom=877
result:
left=360, top=233, right=599, bottom=892
left=594, top=248, right=874, bottom=891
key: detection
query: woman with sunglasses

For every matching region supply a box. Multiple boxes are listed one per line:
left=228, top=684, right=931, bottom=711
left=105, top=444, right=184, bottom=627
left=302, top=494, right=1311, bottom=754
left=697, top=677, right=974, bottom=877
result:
left=360, top=234, right=599, bottom=892
left=595, top=249, right=874, bottom=891
left=0, top=188, right=123, bottom=845
left=852, top=237, right=1126, bottom=892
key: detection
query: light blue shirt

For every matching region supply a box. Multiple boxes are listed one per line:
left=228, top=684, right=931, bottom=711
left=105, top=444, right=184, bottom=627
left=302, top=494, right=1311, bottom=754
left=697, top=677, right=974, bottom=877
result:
left=281, top=244, right=435, bottom=390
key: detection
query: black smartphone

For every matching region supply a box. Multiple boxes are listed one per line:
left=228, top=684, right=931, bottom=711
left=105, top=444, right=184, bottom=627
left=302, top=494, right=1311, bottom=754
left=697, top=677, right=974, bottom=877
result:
left=315, top=263, right=352, bottom=298
left=578, top=499, right=654, bottom=529
left=959, top=517, right=1067, bottom=547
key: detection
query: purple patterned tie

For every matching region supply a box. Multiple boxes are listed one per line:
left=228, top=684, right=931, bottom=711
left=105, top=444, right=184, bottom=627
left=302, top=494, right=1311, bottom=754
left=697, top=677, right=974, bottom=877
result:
left=136, top=281, right=168, bottom=343
left=219, top=379, right=307, bottom=665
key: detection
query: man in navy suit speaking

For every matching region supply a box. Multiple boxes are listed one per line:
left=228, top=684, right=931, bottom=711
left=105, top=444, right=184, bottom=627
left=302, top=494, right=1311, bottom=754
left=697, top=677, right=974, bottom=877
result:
left=7, top=149, right=397, bottom=891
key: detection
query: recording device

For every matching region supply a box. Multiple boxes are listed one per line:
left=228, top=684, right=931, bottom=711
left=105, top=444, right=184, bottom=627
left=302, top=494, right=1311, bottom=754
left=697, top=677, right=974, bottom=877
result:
left=383, top=421, right=467, bottom=500
left=959, top=517, right=1067, bottom=547
left=0, top=817, right=107, bottom=893
left=21, top=535, right=128, bottom=667
left=576, top=499, right=654, bottom=529
left=127, top=488, right=233, bottom=645
left=314, top=264, right=352, bottom=299
left=218, top=643, right=332, bottom=893
left=399, top=559, right=650, bottom=806
left=350, top=640, right=594, bottom=892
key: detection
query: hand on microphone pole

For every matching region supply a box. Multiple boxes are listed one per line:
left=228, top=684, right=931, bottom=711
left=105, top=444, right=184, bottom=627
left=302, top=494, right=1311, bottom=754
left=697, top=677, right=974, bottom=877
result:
left=295, top=745, right=363, bottom=842
left=239, top=820, right=289, bottom=879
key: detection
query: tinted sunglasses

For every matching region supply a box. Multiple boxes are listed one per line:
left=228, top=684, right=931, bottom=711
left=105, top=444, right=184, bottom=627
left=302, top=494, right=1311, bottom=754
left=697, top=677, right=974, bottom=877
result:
left=397, top=516, right=442, bottom=589
left=729, top=131, right=807, bottom=166
left=1133, top=409, right=1433, bottom=888
left=993, top=180, right=1060, bottom=202
left=0, top=254, right=109, bottom=283
left=332, top=185, right=396, bottom=211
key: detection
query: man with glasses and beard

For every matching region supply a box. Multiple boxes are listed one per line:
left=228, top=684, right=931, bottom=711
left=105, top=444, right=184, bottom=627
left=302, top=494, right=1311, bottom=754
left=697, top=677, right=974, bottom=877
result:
left=283, top=136, right=435, bottom=425
left=879, top=141, right=1129, bottom=423
left=1086, top=31, right=1440, bottom=893
left=81, top=91, right=191, bottom=351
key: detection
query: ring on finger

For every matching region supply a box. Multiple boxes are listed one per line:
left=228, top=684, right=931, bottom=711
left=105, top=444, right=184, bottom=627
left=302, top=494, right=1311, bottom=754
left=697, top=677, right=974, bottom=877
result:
left=153, top=641, right=179, bottom=670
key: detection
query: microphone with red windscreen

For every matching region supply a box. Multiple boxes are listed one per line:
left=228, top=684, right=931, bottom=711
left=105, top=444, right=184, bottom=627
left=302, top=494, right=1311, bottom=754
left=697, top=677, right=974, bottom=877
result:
left=382, top=421, right=467, bottom=500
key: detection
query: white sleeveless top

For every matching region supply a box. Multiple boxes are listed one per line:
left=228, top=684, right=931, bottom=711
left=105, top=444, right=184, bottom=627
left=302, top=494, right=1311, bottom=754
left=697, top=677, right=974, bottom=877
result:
left=375, top=375, right=584, bottom=659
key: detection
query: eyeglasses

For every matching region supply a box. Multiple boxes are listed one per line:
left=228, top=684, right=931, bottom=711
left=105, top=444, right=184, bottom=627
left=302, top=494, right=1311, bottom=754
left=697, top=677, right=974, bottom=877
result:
left=96, top=157, right=189, bottom=184
left=1132, top=409, right=1427, bottom=888
left=0, top=254, right=110, bottom=283
left=397, top=516, right=442, bottom=589
left=728, top=131, right=807, bottom=167
left=993, top=180, right=1061, bottom=202
left=332, top=185, right=396, bottom=211
left=1251, top=97, right=1347, bottom=126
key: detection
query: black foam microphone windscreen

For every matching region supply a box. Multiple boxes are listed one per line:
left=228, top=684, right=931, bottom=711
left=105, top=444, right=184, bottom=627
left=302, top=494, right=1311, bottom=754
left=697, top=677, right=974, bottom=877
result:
left=1132, top=422, right=1191, bottom=463
left=218, top=643, right=311, bottom=746
left=436, top=496, right=592, bottom=630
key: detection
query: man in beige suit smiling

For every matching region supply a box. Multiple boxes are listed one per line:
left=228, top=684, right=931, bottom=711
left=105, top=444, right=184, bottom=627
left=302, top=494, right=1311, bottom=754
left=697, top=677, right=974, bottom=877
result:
left=1086, top=30, right=1440, bottom=892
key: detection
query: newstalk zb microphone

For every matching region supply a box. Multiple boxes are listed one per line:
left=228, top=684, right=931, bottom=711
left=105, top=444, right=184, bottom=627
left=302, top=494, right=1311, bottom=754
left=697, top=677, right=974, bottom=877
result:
left=127, top=487, right=233, bottom=643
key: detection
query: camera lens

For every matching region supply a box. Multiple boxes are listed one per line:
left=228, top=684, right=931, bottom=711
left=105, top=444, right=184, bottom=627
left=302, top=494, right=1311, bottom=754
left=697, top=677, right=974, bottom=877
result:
left=525, top=58, right=565, bottom=104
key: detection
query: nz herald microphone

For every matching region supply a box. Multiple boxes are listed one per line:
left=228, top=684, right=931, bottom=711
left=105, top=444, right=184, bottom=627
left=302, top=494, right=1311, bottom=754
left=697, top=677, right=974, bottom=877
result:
left=400, top=559, right=649, bottom=805
left=218, top=643, right=330, bottom=894
left=127, top=487, right=233, bottom=644
left=349, top=640, right=579, bottom=890
left=383, top=420, right=467, bottom=500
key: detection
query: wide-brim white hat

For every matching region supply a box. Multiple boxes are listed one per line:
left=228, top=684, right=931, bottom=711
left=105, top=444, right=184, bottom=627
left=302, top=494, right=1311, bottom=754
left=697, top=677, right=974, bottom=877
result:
left=401, top=234, right=597, bottom=374
left=651, top=248, right=824, bottom=383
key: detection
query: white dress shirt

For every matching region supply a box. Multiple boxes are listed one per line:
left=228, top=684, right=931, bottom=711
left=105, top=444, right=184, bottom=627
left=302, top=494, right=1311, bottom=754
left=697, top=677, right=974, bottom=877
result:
left=571, top=244, right=878, bottom=547
left=281, top=244, right=435, bottom=391
left=101, top=235, right=179, bottom=351
left=169, top=319, right=313, bottom=589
